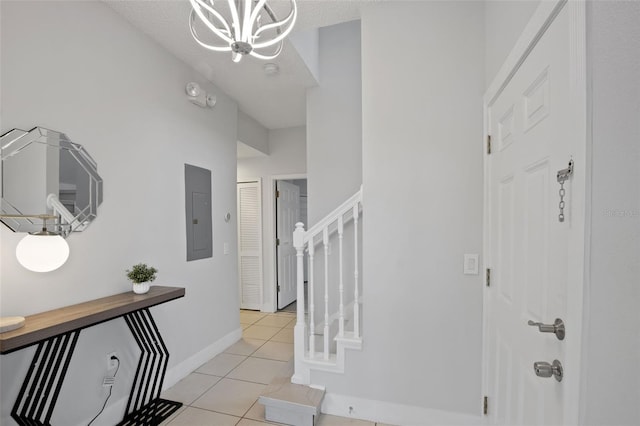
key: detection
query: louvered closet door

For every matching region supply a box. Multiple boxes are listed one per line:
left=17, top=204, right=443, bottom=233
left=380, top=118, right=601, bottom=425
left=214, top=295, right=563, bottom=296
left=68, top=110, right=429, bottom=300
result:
left=237, top=181, right=263, bottom=310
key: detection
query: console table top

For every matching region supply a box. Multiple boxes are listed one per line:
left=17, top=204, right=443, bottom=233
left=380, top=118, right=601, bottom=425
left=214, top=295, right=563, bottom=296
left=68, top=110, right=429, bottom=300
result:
left=0, top=286, right=185, bottom=354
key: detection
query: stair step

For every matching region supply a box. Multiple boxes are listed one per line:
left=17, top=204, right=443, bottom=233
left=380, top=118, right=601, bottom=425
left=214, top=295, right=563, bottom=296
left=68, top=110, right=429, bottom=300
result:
left=259, top=360, right=325, bottom=426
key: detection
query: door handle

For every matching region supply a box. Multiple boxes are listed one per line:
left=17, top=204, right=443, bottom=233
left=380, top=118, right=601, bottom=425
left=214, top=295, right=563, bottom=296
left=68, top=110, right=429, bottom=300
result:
left=527, top=318, right=565, bottom=340
left=533, top=360, right=563, bottom=382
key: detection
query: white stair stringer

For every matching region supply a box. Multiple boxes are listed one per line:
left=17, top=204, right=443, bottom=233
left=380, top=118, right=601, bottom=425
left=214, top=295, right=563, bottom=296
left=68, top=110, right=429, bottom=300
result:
left=303, top=332, right=362, bottom=374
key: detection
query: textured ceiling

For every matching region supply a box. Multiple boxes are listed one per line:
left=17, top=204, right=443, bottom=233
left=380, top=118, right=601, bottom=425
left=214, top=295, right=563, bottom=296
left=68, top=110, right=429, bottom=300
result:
left=104, top=0, right=370, bottom=129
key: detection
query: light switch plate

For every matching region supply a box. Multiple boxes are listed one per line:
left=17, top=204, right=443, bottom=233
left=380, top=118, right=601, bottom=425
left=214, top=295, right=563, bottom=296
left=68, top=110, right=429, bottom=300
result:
left=464, top=254, right=479, bottom=275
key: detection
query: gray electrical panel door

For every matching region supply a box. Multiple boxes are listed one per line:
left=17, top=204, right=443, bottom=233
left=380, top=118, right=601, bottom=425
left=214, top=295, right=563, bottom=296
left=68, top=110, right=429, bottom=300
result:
left=185, top=164, right=212, bottom=261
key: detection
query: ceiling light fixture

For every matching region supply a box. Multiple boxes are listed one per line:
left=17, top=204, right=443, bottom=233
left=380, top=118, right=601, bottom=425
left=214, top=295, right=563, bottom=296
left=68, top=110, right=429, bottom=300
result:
left=188, top=0, right=297, bottom=63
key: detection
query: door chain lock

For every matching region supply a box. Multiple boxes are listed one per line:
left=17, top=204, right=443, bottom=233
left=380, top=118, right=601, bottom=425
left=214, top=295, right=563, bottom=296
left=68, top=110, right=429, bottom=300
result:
left=557, top=160, right=574, bottom=222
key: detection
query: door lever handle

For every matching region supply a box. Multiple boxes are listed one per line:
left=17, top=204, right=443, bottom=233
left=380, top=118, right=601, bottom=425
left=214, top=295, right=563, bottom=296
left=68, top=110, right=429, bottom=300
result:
left=527, top=318, right=565, bottom=340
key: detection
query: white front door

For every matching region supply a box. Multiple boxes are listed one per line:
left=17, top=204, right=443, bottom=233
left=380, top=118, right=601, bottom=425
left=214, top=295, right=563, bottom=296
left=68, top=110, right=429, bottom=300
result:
left=486, top=4, right=579, bottom=424
left=276, top=180, right=300, bottom=309
left=237, top=181, right=262, bottom=310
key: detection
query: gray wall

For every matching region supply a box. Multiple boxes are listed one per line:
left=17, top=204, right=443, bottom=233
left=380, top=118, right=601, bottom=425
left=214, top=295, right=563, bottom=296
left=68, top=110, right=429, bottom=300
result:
left=583, top=2, right=640, bottom=424
left=311, top=1, right=485, bottom=418
left=0, top=2, right=239, bottom=424
left=306, top=21, right=362, bottom=225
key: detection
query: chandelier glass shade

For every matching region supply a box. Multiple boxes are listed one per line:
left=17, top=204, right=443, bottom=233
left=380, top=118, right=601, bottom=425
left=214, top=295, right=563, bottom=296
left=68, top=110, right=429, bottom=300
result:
left=188, top=0, right=297, bottom=63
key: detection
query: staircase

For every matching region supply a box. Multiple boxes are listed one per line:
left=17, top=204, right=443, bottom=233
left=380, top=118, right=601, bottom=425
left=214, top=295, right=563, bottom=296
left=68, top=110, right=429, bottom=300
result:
left=260, top=187, right=363, bottom=424
left=292, top=187, right=363, bottom=384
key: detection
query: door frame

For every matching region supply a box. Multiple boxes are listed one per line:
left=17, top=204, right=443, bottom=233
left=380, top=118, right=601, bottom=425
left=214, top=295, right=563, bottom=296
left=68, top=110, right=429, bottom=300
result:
left=266, top=173, right=307, bottom=313
left=482, top=0, right=589, bottom=423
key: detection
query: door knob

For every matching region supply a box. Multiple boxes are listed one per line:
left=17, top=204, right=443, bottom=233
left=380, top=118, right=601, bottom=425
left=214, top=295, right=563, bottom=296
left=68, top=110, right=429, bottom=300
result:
left=533, top=360, right=563, bottom=382
left=528, top=318, right=565, bottom=340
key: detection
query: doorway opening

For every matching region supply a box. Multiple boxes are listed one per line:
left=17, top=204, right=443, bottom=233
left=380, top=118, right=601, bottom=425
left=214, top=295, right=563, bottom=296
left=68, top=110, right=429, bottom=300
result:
left=275, top=178, right=307, bottom=312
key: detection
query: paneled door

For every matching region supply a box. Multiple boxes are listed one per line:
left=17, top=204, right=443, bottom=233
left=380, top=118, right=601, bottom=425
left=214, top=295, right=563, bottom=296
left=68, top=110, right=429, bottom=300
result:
left=276, top=180, right=300, bottom=309
left=238, top=181, right=262, bottom=310
left=486, top=3, right=579, bottom=424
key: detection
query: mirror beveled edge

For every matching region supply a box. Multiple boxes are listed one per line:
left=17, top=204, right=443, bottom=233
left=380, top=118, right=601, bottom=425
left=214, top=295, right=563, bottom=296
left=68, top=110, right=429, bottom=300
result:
left=0, top=126, right=103, bottom=235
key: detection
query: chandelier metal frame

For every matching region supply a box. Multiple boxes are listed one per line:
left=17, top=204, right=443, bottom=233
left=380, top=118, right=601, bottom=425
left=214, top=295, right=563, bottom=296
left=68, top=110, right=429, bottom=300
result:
left=189, top=0, right=298, bottom=63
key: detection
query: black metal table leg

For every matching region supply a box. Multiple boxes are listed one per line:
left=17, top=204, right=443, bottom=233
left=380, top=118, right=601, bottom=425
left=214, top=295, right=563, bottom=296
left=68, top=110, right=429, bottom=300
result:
left=11, top=331, right=80, bottom=426
left=118, top=309, right=182, bottom=425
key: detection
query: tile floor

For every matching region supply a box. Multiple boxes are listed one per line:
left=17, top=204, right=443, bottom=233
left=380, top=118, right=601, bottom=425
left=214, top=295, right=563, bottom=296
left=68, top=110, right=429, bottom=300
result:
left=161, top=310, right=391, bottom=426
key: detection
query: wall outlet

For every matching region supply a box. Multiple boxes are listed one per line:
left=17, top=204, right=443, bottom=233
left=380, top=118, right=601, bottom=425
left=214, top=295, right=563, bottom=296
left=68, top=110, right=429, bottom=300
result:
left=107, top=352, right=118, bottom=370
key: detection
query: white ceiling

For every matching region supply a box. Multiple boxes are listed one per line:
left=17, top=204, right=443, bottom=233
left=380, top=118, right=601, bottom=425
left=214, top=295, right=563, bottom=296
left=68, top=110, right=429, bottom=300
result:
left=104, top=0, right=370, bottom=130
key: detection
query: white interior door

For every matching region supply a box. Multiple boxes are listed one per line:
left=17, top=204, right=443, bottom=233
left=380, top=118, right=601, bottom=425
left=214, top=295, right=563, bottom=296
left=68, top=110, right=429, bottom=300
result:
left=237, top=181, right=262, bottom=310
left=276, top=180, right=300, bottom=309
left=486, top=4, right=576, bottom=424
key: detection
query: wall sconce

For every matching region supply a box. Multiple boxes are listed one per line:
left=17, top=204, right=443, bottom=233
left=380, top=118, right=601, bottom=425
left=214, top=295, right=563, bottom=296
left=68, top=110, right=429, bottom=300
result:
left=185, top=82, right=217, bottom=108
left=0, top=214, right=70, bottom=273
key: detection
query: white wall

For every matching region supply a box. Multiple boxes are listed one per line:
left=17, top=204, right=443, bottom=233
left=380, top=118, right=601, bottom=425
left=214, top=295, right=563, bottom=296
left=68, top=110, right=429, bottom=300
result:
left=238, top=110, right=269, bottom=155
left=237, top=126, right=306, bottom=311
left=306, top=21, right=362, bottom=225
left=311, top=1, right=485, bottom=421
left=583, top=2, right=640, bottom=424
left=484, top=0, right=540, bottom=87
left=0, top=2, right=239, bottom=425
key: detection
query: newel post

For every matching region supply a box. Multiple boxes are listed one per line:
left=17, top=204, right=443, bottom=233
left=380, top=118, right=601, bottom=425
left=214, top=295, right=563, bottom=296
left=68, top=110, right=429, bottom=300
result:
left=291, top=222, right=309, bottom=384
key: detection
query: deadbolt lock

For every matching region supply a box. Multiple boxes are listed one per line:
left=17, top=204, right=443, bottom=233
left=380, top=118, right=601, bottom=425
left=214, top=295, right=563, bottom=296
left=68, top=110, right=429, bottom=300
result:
left=534, top=359, right=563, bottom=382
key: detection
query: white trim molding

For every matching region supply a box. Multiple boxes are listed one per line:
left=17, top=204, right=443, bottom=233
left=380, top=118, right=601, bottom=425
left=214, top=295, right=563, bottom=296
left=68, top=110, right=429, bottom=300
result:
left=321, top=392, right=485, bottom=426
left=163, top=327, right=242, bottom=389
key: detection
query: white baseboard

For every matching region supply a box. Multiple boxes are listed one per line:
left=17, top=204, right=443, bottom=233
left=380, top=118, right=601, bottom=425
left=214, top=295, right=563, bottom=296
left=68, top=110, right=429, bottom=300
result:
left=321, top=392, right=486, bottom=426
left=77, top=327, right=243, bottom=426
left=163, top=327, right=243, bottom=389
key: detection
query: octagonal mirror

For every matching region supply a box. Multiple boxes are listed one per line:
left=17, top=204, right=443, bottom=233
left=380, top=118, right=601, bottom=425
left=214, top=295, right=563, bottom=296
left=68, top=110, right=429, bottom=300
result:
left=1, top=127, right=103, bottom=235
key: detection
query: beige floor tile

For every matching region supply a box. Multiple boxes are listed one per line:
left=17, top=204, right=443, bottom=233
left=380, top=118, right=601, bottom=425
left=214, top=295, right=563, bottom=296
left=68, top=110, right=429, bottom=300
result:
left=244, top=400, right=268, bottom=422
left=224, top=338, right=267, bottom=356
left=254, top=315, right=292, bottom=328
left=161, top=373, right=221, bottom=405
left=243, top=325, right=282, bottom=340
left=270, top=327, right=294, bottom=343
left=283, top=318, right=296, bottom=329
left=375, top=423, right=399, bottom=426
left=159, top=405, right=186, bottom=425
left=240, top=310, right=267, bottom=324
left=252, top=341, right=294, bottom=362
left=227, top=357, right=287, bottom=384
left=237, top=419, right=272, bottom=426
left=316, top=414, right=375, bottom=426
left=192, top=378, right=265, bottom=417
left=196, top=353, right=247, bottom=376
left=242, top=323, right=252, bottom=330
left=166, top=406, right=240, bottom=425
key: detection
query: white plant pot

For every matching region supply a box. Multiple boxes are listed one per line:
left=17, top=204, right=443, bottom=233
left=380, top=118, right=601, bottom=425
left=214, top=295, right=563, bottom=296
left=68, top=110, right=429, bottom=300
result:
left=132, top=282, right=150, bottom=294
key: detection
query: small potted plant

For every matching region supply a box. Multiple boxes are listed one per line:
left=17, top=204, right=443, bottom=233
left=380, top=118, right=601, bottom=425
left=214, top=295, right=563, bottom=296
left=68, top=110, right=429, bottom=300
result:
left=126, top=263, right=157, bottom=294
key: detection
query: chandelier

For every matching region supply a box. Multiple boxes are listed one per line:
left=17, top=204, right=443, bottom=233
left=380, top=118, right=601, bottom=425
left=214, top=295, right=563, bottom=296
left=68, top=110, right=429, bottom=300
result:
left=188, top=0, right=298, bottom=63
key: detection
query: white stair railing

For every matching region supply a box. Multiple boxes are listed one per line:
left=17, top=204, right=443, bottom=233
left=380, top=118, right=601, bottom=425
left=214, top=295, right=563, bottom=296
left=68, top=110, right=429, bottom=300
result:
left=292, top=186, right=363, bottom=385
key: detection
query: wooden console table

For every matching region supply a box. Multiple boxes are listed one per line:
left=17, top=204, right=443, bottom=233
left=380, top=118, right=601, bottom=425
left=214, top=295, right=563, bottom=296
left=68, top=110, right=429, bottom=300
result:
left=0, top=286, right=185, bottom=426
